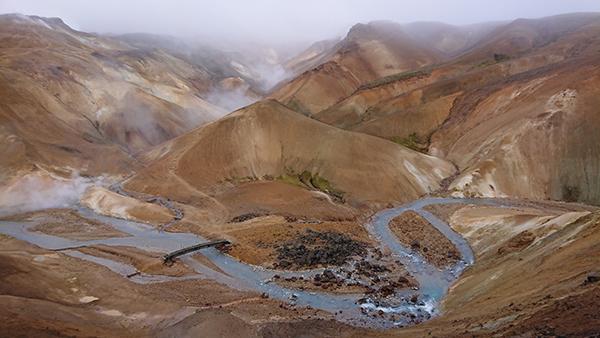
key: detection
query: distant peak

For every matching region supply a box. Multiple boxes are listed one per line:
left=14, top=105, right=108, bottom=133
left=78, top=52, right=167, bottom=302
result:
left=0, top=13, right=69, bottom=30
left=346, top=20, right=405, bottom=41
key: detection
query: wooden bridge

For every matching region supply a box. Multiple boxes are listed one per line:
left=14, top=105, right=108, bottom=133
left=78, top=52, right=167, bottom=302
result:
left=163, top=239, right=231, bottom=263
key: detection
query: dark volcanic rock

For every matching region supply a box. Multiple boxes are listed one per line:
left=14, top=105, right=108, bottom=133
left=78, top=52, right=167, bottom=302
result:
left=397, top=276, right=410, bottom=285
left=322, top=269, right=337, bottom=282
left=230, top=213, right=263, bottom=223
left=274, top=229, right=367, bottom=269
left=584, top=272, right=600, bottom=285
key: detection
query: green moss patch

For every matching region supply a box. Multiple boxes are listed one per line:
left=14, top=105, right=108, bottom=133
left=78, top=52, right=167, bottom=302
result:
left=277, top=170, right=345, bottom=202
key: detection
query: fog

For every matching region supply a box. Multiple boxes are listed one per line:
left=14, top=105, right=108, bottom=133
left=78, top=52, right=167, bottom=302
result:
left=206, top=85, right=257, bottom=112
left=3, top=0, right=596, bottom=113
left=2, top=0, right=599, bottom=47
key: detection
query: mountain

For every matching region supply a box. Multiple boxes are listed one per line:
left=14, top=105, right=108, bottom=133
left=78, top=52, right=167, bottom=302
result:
left=298, top=13, right=600, bottom=205
left=115, top=33, right=286, bottom=96
left=269, top=21, right=447, bottom=115
left=123, top=100, right=455, bottom=222
left=0, top=14, right=260, bottom=182
left=283, top=38, right=342, bottom=76
left=432, top=56, right=600, bottom=203
left=2, top=10, right=600, bottom=337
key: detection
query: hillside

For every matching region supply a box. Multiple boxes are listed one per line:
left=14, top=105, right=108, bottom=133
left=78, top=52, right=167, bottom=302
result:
left=116, top=32, right=286, bottom=98
left=303, top=13, right=600, bottom=205
left=124, top=100, right=455, bottom=223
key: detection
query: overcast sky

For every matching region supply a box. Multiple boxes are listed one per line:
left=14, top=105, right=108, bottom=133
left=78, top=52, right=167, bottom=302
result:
left=2, top=0, right=600, bottom=45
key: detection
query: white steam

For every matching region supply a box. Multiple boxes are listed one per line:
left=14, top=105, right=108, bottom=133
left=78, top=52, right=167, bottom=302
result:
left=205, top=62, right=292, bottom=112
left=206, top=83, right=258, bottom=112
left=0, top=173, right=106, bottom=217
left=252, top=62, right=291, bottom=92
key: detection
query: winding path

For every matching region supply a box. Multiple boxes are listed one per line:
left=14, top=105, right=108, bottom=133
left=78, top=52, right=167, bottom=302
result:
left=0, top=197, right=509, bottom=328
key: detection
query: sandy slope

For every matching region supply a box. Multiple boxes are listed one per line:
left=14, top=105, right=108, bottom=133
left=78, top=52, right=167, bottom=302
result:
left=80, top=186, right=173, bottom=225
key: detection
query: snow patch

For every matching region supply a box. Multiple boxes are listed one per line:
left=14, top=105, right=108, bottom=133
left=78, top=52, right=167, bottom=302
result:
left=95, top=107, right=109, bottom=120
left=34, top=18, right=53, bottom=30
left=100, top=309, right=123, bottom=317
left=80, top=187, right=131, bottom=220
left=449, top=168, right=506, bottom=198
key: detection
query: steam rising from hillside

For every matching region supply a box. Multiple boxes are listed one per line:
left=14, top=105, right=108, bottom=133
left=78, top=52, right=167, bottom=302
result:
left=206, top=85, right=258, bottom=112
left=253, top=63, right=291, bottom=92
left=205, top=62, right=291, bottom=111
left=0, top=173, right=106, bottom=217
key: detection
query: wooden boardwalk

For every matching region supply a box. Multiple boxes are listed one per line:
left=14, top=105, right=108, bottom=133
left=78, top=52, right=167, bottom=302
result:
left=163, top=240, right=231, bottom=262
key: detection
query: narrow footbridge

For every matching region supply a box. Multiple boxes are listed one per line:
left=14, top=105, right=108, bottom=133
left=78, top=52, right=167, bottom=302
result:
left=163, top=239, right=231, bottom=263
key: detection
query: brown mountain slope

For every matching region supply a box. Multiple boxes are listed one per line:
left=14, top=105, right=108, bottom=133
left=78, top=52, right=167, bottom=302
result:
left=431, top=57, right=600, bottom=204
left=303, top=13, right=600, bottom=205
left=456, top=12, right=600, bottom=62
left=270, top=21, right=444, bottom=115
left=313, top=13, right=600, bottom=139
left=0, top=14, right=229, bottom=181
left=124, top=100, right=455, bottom=222
left=425, top=14, right=600, bottom=204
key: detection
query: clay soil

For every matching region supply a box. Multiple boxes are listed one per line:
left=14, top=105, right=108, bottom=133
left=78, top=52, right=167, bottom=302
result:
left=1, top=206, right=600, bottom=337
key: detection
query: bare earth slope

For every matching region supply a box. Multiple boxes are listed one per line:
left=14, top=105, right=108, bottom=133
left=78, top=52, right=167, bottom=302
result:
left=126, top=100, right=455, bottom=219
left=428, top=14, right=600, bottom=204
left=304, top=13, right=600, bottom=205
left=314, top=13, right=600, bottom=136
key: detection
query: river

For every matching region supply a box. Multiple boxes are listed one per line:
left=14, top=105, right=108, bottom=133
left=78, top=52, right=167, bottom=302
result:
left=0, top=196, right=508, bottom=328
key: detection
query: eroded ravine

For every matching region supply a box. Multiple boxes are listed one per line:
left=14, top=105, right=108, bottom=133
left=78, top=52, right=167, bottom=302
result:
left=0, top=196, right=510, bottom=328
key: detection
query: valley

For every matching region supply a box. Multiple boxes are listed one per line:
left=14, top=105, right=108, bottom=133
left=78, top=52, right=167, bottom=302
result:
left=0, top=8, right=599, bottom=338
